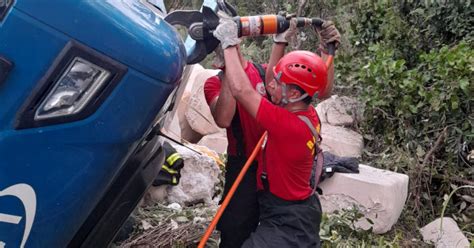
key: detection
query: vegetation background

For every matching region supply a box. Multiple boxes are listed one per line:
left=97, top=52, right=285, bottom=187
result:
left=164, top=0, right=473, bottom=246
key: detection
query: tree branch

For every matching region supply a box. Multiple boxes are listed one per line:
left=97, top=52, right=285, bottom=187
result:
left=421, top=127, right=448, bottom=167
left=292, top=0, right=308, bottom=50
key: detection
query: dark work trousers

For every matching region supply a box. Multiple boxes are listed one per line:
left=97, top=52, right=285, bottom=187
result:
left=217, top=155, right=259, bottom=248
left=242, top=191, right=322, bottom=248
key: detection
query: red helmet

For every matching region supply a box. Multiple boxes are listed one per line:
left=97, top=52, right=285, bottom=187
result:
left=273, top=51, right=327, bottom=97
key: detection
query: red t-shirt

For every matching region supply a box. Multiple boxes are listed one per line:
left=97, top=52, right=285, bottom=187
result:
left=256, top=98, right=321, bottom=201
left=204, top=62, right=267, bottom=158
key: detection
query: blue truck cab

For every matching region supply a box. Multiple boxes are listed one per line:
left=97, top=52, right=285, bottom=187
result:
left=0, top=0, right=188, bottom=247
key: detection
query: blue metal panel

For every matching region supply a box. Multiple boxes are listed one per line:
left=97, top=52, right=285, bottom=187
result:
left=0, top=8, right=66, bottom=129
left=0, top=70, right=174, bottom=247
left=0, top=0, right=185, bottom=247
left=15, top=0, right=186, bottom=84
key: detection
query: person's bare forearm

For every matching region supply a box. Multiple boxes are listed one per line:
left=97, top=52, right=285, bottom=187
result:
left=223, top=47, right=261, bottom=118
left=211, top=74, right=236, bottom=128
left=265, top=43, right=286, bottom=84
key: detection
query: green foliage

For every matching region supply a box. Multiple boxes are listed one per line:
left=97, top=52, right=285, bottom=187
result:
left=359, top=42, right=473, bottom=150
left=342, top=0, right=474, bottom=235
left=319, top=208, right=413, bottom=247
left=300, top=0, right=474, bottom=243
left=403, top=1, right=474, bottom=47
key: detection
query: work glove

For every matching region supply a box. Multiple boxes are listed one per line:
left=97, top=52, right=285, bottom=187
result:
left=212, top=46, right=225, bottom=69
left=314, top=20, right=341, bottom=52
left=213, top=11, right=241, bottom=49
left=273, top=17, right=297, bottom=44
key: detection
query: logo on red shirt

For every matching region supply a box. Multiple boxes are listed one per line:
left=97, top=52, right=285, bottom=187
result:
left=256, top=82, right=266, bottom=96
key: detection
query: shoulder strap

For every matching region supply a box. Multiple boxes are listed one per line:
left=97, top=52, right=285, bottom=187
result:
left=252, top=62, right=272, bottom=100
left=298, top=116, right=319, bottom=140
left=252, top=62, right=266, bottom=82
left=298, top=115, right=324, bottom=192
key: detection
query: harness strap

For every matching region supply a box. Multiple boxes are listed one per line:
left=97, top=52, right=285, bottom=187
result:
left=260, top=115, right=323, bottom=195
left=298, top=115, right=324, bottom=194
left=261, top=134, right=269, bottom=191
left=252, top=62, right=272, bottom=100
left=230, top=109, right=245, bottom=157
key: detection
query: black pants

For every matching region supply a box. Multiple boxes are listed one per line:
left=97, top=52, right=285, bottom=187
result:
left=242, top=191, right=322, bottom=248
left=217, top=156, right=259, bottom=248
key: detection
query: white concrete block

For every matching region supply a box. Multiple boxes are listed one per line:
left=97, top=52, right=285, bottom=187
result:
left=320, top=124, right=364, bottom=158
left=319, top=164, right=409, bottom=234
left=420, top=217, right=470, bottom=248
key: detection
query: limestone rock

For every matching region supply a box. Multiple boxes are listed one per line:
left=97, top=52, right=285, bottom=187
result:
left=320, top=124, right=364, bottom=158
left=198, top=131, right=228, bottom=154
left=319, top=164, right=409, bottom=234
left=316, top=95, right=361, bottom=126
left=175, top=91, right=203, bottom=143
left=162, top=64, right=219, bottom=143
left=420, top=217, right=470, bottom=248
left=185, top=66, right=221, bottom=136
left=166, top=143, right=221, bottom=206
left=143, top=185, right=168, bottom=205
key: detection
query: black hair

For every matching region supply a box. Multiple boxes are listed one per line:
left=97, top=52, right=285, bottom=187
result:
left=289, top=84, right=313, bottom=105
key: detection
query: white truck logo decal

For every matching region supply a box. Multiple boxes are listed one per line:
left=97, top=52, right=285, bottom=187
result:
left=0, top=184, right=36, bottom=248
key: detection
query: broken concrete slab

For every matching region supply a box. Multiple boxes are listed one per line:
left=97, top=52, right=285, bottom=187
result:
left=420, top=217, right=470, bottom=248
left=319, top=164, right=409, bottom=234
left=320, top=124, right=364, bottom=158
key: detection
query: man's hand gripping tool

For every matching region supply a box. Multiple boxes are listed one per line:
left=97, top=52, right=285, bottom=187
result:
left=165, top=4, right=335, bottom=64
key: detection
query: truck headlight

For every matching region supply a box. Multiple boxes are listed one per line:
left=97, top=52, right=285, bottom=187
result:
left=15, top=41, right=127, bottom=129
left=35, top=57, right=111, bottom=120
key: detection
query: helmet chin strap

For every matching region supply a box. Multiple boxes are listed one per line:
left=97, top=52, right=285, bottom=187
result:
left=274, top=72, right=309, bottom=106
left=280, top=83, right=309, bottom=106
left=280, top=83, right=289, bottom=106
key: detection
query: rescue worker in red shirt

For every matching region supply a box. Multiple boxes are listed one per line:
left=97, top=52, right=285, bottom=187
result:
left=211, top=12, right=340, bottom=247
left=204, top=22, right=298, bottom=248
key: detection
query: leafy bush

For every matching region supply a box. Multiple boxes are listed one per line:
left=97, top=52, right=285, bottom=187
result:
left=319, top=208, right=421, bottom=247
left=342, top=0, right=474, bottom=232
left=359, top=42, right=473, bottom=150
